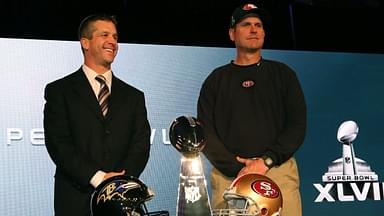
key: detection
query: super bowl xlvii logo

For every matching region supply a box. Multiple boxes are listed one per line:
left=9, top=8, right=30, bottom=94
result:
left=314, top=120, right=383, bottom=202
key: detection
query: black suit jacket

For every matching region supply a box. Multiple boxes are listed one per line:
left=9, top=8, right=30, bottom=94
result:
left=43, top=68, right=150, bottom=216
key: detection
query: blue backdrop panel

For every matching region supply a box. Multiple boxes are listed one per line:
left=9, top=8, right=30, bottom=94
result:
left=0, top=38, right=383, bottom=215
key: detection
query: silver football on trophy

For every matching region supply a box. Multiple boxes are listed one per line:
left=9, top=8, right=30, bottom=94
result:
left=337, top=120, right=359, bottom=144
left=169, top=116, right=205, bottom=158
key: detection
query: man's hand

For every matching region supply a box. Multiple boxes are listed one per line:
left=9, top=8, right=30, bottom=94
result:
left=103, top=170, right=125, bottom=181
left=236, top=156, right=269, bottom=177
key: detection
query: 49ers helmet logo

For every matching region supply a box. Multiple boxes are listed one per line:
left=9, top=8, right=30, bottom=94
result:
left=251, top=180, right=280, bottom=198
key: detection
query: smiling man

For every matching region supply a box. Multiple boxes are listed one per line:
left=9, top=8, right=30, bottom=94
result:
left=43, top=14, right=151, bottom=216
left=197, top=3, right=307, bottom=216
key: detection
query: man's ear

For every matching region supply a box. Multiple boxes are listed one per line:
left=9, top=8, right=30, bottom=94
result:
left=80, top=38, right=89, bottom=50
left=228, top=28, right=235, bottom=41
left=229, top=28, right=235, bottom=42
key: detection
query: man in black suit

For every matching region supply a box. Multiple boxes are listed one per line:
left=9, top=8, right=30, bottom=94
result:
left=43, top=14, right=151, bottom=216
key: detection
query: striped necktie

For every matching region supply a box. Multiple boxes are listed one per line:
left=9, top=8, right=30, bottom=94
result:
left=95, top=75, right=110, bottom=117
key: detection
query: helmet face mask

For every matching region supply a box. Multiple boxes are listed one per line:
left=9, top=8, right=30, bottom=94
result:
left=213, top=174, right=282, bottom=216
left=90, top=175, right=169, bottom=216
left=224, top=195, right=259, bottom=215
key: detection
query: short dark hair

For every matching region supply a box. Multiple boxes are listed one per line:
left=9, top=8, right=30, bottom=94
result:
left=78, top=14, right=117, bottom=40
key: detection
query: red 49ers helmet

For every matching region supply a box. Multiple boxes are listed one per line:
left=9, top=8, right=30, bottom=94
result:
left=90, top=175, right=169, bottom=216
left=213, top=173, right=282, bottom=216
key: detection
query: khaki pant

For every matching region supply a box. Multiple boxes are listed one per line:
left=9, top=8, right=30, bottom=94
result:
left=210, top=157, right=302, bottom=216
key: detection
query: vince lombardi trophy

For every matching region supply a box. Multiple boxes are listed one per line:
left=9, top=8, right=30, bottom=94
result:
left=337, top=120, right=359, bottom=175
left=169, top=116, right=212, bottom=216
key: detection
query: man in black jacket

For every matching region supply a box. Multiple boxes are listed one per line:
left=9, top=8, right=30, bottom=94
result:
left=43, top=14, right=151, bottom=216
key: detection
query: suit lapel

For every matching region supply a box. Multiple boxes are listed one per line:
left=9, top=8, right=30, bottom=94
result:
left=71, top=69, right=105, bottom=121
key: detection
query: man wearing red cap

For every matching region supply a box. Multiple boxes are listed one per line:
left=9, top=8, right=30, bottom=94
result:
left=198, top=3, right=306, bottom=216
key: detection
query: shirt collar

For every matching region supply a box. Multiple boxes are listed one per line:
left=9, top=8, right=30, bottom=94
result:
left=82, top=64, right=112, bottom=89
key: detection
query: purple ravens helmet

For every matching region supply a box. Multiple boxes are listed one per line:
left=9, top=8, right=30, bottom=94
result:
left=90, top=175, right=169, bottom=216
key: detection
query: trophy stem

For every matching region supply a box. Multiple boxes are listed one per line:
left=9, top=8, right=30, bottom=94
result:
left=342, top=142, right=357, bottom=175
left=176, top=155, right=212, bottom=216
